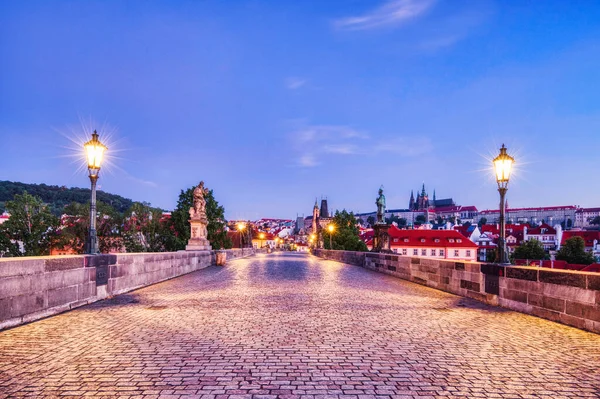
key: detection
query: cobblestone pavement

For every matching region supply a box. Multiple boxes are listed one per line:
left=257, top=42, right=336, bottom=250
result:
left=1, top=253, right=599, bottom=399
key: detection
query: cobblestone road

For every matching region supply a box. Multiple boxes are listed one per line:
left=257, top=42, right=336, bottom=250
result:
left=1, top=253, right=599, bottom=398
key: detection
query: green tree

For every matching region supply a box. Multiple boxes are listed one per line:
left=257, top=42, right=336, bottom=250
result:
left=415, top=215, right=426, bottom=224
left=478, top=217, right=487, bottom=227
left=589, top=216, right=600, bottom=226
left=366, top=216, right=375, bottom=227
left=513, top=239, right=547, bottom=261
left=122, top=202, right=172, bottom=252
left=0, top=192, right=59, bottom=256
left=323, top=210, right=367, bottom=252
left=386, top=215, right=406, bottom=227
left=556, top=236, right=595, bottom=265
left=167, top=185, right=232, bottom=251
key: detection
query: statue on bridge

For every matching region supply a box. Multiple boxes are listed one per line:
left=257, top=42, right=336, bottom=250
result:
left=186, top=181, right=212, bottom=251
left=375, top=186, right=386, bottom=225
left=373, top=185, right=391, bottom=253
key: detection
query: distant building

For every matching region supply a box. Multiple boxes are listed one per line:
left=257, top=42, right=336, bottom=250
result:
left=366, top=226, right=477, bottom=261
left=476, top=205, right=577, bottom=227
left=575, top=207, right=600, bottom=228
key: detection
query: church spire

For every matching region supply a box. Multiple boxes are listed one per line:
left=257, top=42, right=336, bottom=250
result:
left=433, top=189, right=436, bottom=202
left=421, top=182, right=426, bottom=197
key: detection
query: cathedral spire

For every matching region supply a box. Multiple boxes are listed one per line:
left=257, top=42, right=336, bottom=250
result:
left=421, top=182, right=426, bottom=197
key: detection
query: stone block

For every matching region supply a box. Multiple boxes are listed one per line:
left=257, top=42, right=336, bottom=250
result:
left=11, top=293, right=45, bottom=318
left=454, top=262, right=465, bottom=271
left=0, top=276, right=32, bottom=300
left=506, top=278, right=541, bottom=292
left=0, top=297, right=11, bottom=320
left=588, top=275, right=600, bottom=291
left=506, top=267, right=538, bottom=281
left=501, top=289, right=527, bottom=303
left=565, top=301, right=600, bottom=322
left=78, top=282, right=96, bottom=300
left=45, top=256, right=85, bottom=272
left=527, top=294, right=565, bottom=312
left=499, top=297, right=533, bottom=313
left=465, top=290, right=487, bottom=302
left=542, top=284, right=596, bottom=304
left=466, top=263, right=481, bottom=273
left=0, top=259, right=45, bottom=278
left=48, top=285, right=78, bottom=308
left=539, top=270, right=586, bottom=288
left=559, top=313, right=587, bottom=330
left=480, top=263, right=506, bottom=276
left=62, top=268, right=87, bottom=286
left=460, top=279, right=480, bottom=292
left=411, top=257, right=420, bottom=265
left=531, top=306, right=562, bottom=323
left=387, top=265, right=396, bottom=271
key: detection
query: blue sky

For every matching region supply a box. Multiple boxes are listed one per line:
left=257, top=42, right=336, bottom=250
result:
left=1, top=0, right=600, bottom=219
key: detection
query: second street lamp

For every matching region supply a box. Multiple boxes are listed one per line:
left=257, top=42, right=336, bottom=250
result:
left=493, top=144, right=515, bottom=265
left=259, top=233, right=265, bottom=248
left=237, top=222, right=246, bottom=249
left=84, top=130, right=107, bottom=254
left=327, top=224, right=335, bottom=249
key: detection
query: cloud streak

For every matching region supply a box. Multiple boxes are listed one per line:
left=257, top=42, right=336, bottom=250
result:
left=334, top=0, right=435, bottom=31
left=285, top=77, right=307, bottom=90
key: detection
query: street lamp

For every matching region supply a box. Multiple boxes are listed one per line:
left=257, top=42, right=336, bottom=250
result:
left=259, top=232, right=265, bottom=248
left=493, top=144, right=514, bottom=264
left=237, top=222, right=246, bottom=249
left=327, top=224, right=335, bottom=250
left=84, top=130, right=107, bottom=254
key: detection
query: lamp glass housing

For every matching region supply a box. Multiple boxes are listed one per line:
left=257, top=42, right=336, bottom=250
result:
left=84, top=131, right=107, bottom=176
left=493, top=144, right=514, bottom=188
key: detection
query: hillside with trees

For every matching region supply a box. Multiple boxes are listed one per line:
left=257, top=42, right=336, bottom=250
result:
left=0, top=180, right=134, bottom=216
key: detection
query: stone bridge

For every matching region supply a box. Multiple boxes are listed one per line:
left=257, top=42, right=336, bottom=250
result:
left=1, top=252, right=599, bottom=398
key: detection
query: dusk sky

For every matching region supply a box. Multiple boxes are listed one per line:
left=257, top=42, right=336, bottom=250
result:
left=1, top=0, right=599, bottom=219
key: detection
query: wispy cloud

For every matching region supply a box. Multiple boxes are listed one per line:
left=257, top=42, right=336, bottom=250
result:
left=288, top=121, right=433, bottom=168
left=285, top=77, right=307, bottom=90
left=334, top=0, right=435, bottom=31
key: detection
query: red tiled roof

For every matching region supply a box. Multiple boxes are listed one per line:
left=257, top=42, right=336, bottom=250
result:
left=387, top=226, right=477, bottom=248
left=526, top=223, right=556, bottom=235
left=561, top=231, right=600, bottom=247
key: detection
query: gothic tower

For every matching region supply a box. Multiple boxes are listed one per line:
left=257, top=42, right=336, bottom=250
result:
left=320, top=198, right=329, bottom=218
left=312, top=199, right=320, bottom=234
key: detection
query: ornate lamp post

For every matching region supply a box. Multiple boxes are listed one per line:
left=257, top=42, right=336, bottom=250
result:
left=84, top=130, right=107, bottom=254
left=259, top=233, right=265, bottom=248
left=327, top=224, right=335, bottom=249
left=237, top=222, right=246, bottom=248
left=493, top=144, right=515, bottom=264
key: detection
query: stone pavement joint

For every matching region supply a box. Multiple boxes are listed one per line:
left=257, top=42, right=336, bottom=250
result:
left=0, top=253, right=599, bottom=398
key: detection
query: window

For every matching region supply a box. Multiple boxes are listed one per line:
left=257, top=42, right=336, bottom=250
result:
left=420, top=238, right=425, bottom=243
left=402, top=249, right=407, bottom=255
left=393, top=238, right=399, bottom=243
left=457, top=239, right=462, bottom=243
left=449, top=239, right=454, bottom=243
left=434, top=239, right=440, bottom=243
left=440, top=249, right=445, bottom=256
left=431, top=249, right=436, bottom=256
left=466, top=250, right=471, bottom=257
left=404, top=238, right=409, bottom=242
left=421, top=249, right=427, bottom=256
left=393, top=249, right=398, bottom=253
left=413, top=249, right=418, bottom=256
left=454, top=250, right=459, bottom=257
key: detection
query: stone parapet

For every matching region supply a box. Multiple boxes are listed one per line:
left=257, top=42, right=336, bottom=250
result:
left=314, top=249, right=600, bottom=334
left=0, top=248, right=254, bottom=330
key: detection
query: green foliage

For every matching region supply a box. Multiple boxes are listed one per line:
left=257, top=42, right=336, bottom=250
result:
left=478, top=217, right=487, bottom=227
left=0, top=180, right=134, bottom=216
left=386, top=215, right=407, bottom=227
left=513, top=239, right=547, bottom=261
left=556, top=236, right=595, bottom=265
left=366, top=216, right=375, bottom=227
left=323, top=210, right=367, bottom=252
left=167, top=185, right=232, bottom=251
left=122, top=202, right=172, bottom=253
left=589, top=216, right=600, bottom=226
left=0, top=192, right=59, bottom=256
left=415, top=214, right=426, bottom=224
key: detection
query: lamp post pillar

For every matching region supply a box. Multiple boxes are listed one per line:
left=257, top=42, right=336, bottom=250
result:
left=86, top=176, right=99, bottom=254
left=498, top=187, right=508, bottom=264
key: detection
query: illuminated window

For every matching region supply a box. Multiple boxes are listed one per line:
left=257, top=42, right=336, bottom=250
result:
left=454, top=250, right=459, bottom=257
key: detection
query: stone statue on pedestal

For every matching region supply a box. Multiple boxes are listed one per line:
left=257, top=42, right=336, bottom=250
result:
left=186, top=181, right=212, bottom=251
left=373, top=185, right=391, bottom=253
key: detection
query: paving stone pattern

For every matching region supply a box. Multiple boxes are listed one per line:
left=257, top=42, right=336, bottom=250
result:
left=1, top=253, right=599, bottom=398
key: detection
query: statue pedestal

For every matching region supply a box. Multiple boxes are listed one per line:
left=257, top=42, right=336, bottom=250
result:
left=186, top=218, right=212, bottom=251
left=372, top=224, right=391, bottom=253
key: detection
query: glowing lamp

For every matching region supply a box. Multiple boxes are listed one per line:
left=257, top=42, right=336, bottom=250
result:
left=84, top=130, right=107, bottom=177
left=493, top=144, right=514, bottom=189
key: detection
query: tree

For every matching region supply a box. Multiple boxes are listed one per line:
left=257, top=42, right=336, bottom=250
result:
left=166, top=185, right=232, bottom=251
left=556, top=236, right=595, bottom=265
left=589, top=216, right=600, bottom=226
left=0, top=192, right=59, bottom=256
left=366, top=216, right=375, bottom=227
left=386, top=215, right=406, bottom=227
left=122, top=202, right=173, bottom=253
left=478, top=217, right=487, bottom=227
left=415, top=215, right=426, bottom=224
left=513, top=239, right=547, bottom=261
left=323, top=210, right=367, bottom=252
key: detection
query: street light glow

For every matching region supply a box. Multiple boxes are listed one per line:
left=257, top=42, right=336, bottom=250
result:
left=328, top=224, right=334, bottom=233
left=237, top=222, right=246, bottom=231
left=493, top=144, right=514, bottom=188
left=84, top=130, right=107, bottom=176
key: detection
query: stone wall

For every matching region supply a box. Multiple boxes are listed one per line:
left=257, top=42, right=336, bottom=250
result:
left=0, top=248, right=254, bottom=330
left=314, top=249, right=600, bottom=334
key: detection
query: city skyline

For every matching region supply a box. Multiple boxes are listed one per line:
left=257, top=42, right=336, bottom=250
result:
left=1, top=1, right=600, bottom=219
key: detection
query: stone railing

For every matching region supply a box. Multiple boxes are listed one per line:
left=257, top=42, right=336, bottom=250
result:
left=314, top=249, right=600, bottom=334
left=0, top=248, right=254, bottom=330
